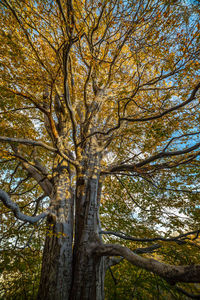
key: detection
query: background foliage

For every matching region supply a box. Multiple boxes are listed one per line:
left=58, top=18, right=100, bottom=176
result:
left=0, top=0, right=200, bottom=298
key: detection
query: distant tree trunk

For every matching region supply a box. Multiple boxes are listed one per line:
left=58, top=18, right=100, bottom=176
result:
left=37, top=153, right=106, bottom=300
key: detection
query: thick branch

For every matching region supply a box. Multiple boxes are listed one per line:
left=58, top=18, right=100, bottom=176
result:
left=93, top=243, right=200, bottom=284
left=62, top=43, right=77, bottom=149
left=134, top=244, right=161, bottom=254
left=0, top=136, right=57, bottom=152
left=10, top=147, right=53, bottom=196
left=0, top=190, right=48, bottom=224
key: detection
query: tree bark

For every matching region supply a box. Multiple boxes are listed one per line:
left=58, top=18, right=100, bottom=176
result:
left=37, top=166, right=74, bottom=300
left=37, top=220, right=73, bottom=300
left=37, top=154, right=106, bottom=300
left=70, top=168, right=105, bottom=300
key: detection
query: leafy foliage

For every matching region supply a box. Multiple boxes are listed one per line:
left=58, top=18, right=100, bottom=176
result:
left=0, top=0, right=200, bottom=298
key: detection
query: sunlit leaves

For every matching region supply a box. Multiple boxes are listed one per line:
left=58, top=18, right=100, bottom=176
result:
left=0, top=0, right=200, bottom=297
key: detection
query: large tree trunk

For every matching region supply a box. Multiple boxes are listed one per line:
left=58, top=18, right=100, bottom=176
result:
left=70, top=167, right=105, bottom=300
left=37, top=166, right=74, bottom=299
left=37, top=154, right=106, bottom=300
left=37, top=220, right=73, bottom=300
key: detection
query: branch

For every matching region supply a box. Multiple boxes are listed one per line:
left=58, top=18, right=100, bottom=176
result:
left=93, top=243, right=200, bottom=284
left=134, top=244, right=161, bottom=254
left=163, top=131, right=200, bottom=152
left=0, top=190, right=49, bottom=224
left=100, top=230, right=199, bottom=244
left=105, top=257, right=124, bottom=269
left=114, top=174, right=150, bottom=211
left=108, top=266, right=117, bottom=285
left=63, top=43, right=78, bottom=150
left=1, top=87, right=48, bottom=114
left=176, top=286, right=200, bottom=299
left=136, top=142, right=200, bottom=168
left=2, top=0, right=50, bottom=74
left=56, top=0, right=67, bottom=27
left=80, top=81, right=200, bottom=142
left=9, top=146, right=53, bottom=196
left=121, top=81, right=200, bottom=123
left=0, top=136, right=57, bottom=152
left=0, top=106, right=36, bottom=114
left=110, top=141, right=200, bottom=172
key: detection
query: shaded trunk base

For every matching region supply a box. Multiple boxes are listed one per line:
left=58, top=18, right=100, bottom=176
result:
left=37, top=222, right=73, bottom=300
left=70, top=251, right=105, bottom=300
left=37, top=233, right=105, bottom=300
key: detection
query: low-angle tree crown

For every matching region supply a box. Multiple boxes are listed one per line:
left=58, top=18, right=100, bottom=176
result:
left=0, top=0, right=200, bottom=299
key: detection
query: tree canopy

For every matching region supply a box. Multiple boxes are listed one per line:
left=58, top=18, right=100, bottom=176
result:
left=0, top=0, right=200, bottom=299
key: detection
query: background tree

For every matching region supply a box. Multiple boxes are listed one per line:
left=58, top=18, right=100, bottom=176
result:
left=0, top=0, right=200, bottom=299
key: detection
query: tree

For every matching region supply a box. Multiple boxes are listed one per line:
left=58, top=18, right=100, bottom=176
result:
left=0, top=0, right=200, bottom=299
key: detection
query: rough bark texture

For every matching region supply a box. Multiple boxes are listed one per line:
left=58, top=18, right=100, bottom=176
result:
left=37, top=153, right=106, bottom=300
left=70, top=169, right=104, bottom=299
left=37, top=164, right=74, bottom=299
left=37, top=221, right=73, bottom=300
